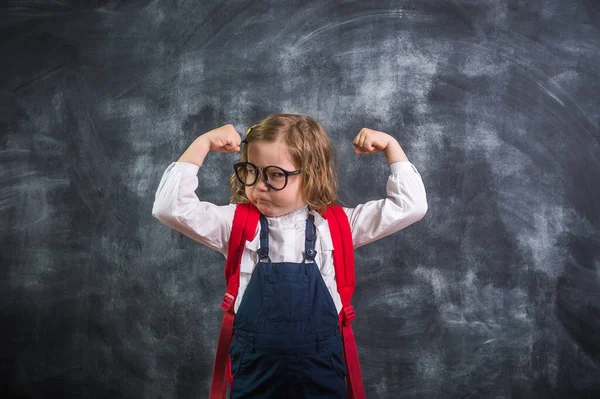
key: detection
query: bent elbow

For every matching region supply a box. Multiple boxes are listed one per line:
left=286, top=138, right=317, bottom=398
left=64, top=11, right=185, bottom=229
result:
left=152, top=202, right=175, bottom=224
left=415, top=201, right=428, bottom=221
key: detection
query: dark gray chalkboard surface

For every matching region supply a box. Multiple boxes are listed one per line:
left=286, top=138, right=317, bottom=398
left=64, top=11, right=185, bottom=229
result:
left=2, top=1, right=599, bottom=398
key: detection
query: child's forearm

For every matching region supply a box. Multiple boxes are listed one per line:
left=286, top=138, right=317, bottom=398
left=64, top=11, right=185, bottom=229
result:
left=384, top=138, right=409, bottom=164
left=177, top=136, right=211, bottom=167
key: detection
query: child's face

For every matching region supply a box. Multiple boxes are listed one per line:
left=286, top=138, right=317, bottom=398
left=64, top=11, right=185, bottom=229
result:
left=245, top=140, right=306, bottom=217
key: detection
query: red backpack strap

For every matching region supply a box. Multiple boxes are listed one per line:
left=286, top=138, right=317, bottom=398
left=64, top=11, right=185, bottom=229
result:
left=323, top=205, right=366, bottom=399
left=209, top=202, right=260, bottom=399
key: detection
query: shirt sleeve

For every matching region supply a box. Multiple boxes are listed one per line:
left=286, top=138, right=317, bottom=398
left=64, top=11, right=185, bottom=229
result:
left=151, top=161, right=235, bottom=257
left=343, top=161, right=428, bottom=249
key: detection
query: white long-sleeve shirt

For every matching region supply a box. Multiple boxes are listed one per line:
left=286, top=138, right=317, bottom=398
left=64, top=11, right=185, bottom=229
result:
left=152, top=161, right=427, bottom=314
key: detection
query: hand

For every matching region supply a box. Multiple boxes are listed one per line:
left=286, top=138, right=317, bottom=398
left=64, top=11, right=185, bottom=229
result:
left=202, top=124, right=242, bottom=153
left=352, top=128, right=394, bottom=154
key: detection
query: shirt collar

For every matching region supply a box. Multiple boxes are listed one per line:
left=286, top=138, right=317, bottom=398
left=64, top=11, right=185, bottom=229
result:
left=264, top=204, right=310, bottom=224
left=244, top=204, right=333, bottom=251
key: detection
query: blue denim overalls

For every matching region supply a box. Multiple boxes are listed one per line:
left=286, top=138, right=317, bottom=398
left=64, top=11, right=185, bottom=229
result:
left=229, top=212, right=348, bottom=398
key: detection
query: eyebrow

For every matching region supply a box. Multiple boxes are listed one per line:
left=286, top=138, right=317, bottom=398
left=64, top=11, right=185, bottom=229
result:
left=246, top=161, right=288, bottom=169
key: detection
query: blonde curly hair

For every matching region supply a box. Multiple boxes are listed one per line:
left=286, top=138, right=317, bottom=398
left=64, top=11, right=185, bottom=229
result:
left=228, top=114, right=346, bottom=216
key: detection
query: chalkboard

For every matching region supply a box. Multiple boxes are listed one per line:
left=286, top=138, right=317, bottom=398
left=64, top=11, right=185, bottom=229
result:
left=2, top=1, right=599, bottom=398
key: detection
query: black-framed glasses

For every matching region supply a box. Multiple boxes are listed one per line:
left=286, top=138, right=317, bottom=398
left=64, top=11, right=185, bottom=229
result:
left=233, top=162, right=301, bottom=191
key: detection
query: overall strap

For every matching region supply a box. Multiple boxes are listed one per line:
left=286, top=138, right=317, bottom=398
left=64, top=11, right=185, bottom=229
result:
left=209, top=202, right=260, bottom=399
left=323, top=205, right=366, bottom=399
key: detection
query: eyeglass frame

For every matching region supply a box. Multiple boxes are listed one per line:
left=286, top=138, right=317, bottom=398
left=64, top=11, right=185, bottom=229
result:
left=233, top=161, right=302, bottom=191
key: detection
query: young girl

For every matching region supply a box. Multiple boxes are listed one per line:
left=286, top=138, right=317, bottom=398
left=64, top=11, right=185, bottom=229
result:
left=152, top=114, right=427, bottom=398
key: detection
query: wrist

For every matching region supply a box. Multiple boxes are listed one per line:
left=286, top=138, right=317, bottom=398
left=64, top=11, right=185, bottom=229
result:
left=177, top=136, right=211, bottom=166
left=196, top=135, right=212, bottom=152
left=384, top=139, right=409, bottom=164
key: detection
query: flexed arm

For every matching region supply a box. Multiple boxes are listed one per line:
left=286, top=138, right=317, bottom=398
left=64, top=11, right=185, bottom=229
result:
left=151, top=125, right=243, bottom=257
left=345, top=128, right=428, bottom=249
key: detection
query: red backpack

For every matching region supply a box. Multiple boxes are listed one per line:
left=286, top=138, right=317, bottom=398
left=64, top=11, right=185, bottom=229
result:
left=209, top=202, right=366, bottom=399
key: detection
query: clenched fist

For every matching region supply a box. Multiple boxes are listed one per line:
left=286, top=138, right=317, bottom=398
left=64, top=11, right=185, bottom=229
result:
left=352, top=128, right=395, bottom=155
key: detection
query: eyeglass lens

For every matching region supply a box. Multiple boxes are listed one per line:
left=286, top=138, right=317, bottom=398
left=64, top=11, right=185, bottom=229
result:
left=235, top=164, right=287, bottom=190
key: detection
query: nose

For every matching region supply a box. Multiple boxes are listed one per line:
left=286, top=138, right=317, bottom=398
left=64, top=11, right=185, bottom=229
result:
left=254, top=169, right=270, bottom=190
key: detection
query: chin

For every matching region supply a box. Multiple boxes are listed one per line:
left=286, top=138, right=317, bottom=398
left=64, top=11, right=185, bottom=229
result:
left=255, top=199, right=273, bottom=211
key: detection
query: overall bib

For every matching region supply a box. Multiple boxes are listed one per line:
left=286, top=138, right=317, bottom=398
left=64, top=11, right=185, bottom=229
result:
left=229, top=213, right=348, bottom=398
